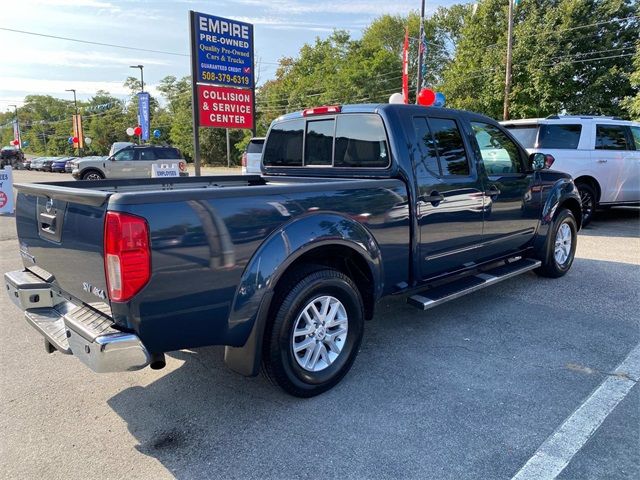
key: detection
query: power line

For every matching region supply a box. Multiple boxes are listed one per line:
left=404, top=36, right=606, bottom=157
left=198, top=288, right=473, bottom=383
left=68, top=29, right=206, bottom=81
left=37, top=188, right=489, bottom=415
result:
left=0, top=27, right=281, bottom=66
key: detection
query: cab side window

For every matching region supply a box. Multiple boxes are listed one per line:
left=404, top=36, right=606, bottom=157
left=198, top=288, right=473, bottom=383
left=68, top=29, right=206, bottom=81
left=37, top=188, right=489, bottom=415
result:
left=113, top=148, right=134, bottom=161
left=428, top=118, right=470, bottom=176
left=413, top=117, right=441, bottom=177
left=596, top=125, right=630, bottom=150
left=471, top=122, right=523, bottom=174
left=138, top=149, right=157, bottom=161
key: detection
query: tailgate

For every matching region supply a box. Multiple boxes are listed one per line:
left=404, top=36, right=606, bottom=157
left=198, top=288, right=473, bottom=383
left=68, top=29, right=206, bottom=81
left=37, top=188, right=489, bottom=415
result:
left=14, top=183, right=112, bottom=308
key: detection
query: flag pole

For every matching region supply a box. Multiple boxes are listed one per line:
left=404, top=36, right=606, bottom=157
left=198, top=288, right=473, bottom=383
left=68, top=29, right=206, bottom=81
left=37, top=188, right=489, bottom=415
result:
left=503, top=0, right=514, bottom=120
left=415, top=0, right=426, bottom=103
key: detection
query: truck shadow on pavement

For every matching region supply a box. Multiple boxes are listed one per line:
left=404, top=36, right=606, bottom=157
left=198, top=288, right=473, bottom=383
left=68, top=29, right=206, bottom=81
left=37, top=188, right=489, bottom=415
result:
left=106, top=256, right=640, bottom=480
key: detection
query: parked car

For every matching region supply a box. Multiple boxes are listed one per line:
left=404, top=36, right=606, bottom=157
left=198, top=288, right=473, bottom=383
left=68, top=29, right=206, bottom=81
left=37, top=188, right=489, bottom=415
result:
left=51, top=157, right=75, bottom=173
left=71, top=145, right=187, bottom=180
left=0, top=146, right=25, bottom=168
left=23, top=157, right=33, bottom=170
left=29, top=156, right=48, bottom=171
left=241, top=137, right=265, bottom=174
left=40, top=157, right=55, bottom=172
left=5, top=104, right=581, bottom=397
left=502, top=115, right=640, bottom=225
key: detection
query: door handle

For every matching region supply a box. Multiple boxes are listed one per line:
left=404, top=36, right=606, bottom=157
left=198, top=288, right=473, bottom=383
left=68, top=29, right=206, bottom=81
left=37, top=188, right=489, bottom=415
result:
left=485, top=186, right=501, bottom=197
left=420, top=191, right=445, bottom=206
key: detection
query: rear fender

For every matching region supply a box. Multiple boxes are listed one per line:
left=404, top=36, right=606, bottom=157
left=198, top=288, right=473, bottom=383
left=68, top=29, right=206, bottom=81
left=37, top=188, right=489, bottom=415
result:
left=224, top=212, right=382, bottom=376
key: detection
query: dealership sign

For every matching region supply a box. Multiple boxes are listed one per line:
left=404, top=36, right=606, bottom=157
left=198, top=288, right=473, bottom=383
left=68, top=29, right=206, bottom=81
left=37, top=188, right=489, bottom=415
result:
left=198, top=85, right=253, bottom=129
left=193, top=12, right=254, bottom=88
left=189, top=10, right=255, bottom=175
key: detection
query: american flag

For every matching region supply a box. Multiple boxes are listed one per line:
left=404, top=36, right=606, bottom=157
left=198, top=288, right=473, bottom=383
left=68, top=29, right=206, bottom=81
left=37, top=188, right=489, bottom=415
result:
left=419, top=34, right=427, bottom=55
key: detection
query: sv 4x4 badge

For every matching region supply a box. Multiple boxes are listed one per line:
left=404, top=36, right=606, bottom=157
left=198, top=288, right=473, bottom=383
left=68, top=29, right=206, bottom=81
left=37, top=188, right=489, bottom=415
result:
left=82, top=282, right=106, bottom=300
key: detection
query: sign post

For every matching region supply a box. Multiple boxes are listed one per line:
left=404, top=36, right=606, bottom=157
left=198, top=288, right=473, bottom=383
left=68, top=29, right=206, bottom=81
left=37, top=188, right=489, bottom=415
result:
left=189, top=10, right=255, bottom=176
left=0, top=167, right=15, bottom=215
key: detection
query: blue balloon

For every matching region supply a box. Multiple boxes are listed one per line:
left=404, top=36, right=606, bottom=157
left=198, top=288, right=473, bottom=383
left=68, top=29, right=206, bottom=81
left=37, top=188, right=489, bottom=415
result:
left=153, top=129, right=161, bottom=138
left=434, top=92, right=446, bottom=107
left=68, top=137, right=74, bottom=144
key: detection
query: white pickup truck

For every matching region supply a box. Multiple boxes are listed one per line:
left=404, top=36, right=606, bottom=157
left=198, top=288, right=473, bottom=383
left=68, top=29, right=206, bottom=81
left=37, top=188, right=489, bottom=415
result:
left=502, top=115, right=640, bottom=225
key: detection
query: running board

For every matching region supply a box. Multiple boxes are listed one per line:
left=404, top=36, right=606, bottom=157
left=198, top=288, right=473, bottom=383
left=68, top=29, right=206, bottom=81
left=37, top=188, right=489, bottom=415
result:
left=407, top=258, right=541, bottom=311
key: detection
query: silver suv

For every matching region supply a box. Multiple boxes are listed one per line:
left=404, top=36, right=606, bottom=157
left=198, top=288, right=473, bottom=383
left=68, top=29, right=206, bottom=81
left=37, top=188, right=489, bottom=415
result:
left=71, top=145, right=187, bottom=180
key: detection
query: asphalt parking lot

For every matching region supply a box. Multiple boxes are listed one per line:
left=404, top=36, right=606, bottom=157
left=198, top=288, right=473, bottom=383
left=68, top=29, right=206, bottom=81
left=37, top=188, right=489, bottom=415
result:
left=0, top=171, right=638, bottom=480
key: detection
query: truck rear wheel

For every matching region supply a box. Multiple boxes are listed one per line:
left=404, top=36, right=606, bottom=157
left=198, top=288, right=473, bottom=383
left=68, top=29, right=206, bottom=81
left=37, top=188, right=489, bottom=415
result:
left=262, top=267, right=364, bottom=397
left=535, top=208, right=578, bottom=278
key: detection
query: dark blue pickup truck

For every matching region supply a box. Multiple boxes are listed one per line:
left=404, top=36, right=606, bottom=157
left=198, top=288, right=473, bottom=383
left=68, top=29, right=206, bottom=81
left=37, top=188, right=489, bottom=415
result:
left=5, top=104, right=581, bottom=397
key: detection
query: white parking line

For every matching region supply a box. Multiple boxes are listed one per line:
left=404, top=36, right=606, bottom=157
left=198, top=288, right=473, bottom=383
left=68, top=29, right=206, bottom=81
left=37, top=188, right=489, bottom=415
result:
left=511, top=343, right=640, bottom=480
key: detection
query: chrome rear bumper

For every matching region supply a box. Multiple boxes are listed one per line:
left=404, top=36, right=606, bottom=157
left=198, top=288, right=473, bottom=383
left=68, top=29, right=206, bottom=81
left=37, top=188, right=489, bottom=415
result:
left=5, top=270, right=151, bottom=373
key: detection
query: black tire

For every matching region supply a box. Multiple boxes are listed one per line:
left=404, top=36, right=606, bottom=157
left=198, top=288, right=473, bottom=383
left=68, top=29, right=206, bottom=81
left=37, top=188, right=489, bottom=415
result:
left=576, top=182, right=596, bottom=227
left=535, top=208, right=578, bottom=278
left=262, top=267, right=364, bottom=397
left=81, top=169, right=104, bottom=180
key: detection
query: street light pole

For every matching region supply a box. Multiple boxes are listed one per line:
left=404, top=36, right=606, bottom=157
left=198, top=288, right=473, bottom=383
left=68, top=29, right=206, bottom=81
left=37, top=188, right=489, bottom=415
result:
left=65, top=88, right=82, bottom=157
left=8, top=104, right=19, bottom=148
left=130, top=65, right=144, bottom=92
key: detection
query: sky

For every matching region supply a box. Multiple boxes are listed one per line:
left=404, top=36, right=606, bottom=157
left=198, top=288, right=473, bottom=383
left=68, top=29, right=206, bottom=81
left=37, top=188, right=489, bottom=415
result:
left=0, top=0, right=458, bottom=111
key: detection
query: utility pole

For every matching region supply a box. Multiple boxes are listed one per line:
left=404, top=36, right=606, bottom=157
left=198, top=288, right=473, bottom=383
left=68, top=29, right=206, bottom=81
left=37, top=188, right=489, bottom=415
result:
left=65, top=88, right=82, bottom=157
left=503, top=0, right=514, bottom=120
left=415, top=0, right=426, bottom=103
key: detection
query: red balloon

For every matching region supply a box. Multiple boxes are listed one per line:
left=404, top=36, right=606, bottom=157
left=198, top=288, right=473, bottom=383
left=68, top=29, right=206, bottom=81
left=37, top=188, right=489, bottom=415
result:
left=134, top=126, right=142, bottom=136
left=418, top=88, right=436, bottom=106
left=12, top=140, right=18, bottom=146
left=72, top=137, right=79, bottom=143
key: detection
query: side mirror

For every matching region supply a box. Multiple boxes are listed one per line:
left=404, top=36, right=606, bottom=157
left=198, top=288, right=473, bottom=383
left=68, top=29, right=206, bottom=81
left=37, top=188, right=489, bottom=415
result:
left=529, top=152, right=555, bottom=170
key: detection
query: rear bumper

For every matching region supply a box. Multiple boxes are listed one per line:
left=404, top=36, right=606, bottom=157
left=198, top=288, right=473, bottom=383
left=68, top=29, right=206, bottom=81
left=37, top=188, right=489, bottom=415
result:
left=4, top=270, right=151, bottom=373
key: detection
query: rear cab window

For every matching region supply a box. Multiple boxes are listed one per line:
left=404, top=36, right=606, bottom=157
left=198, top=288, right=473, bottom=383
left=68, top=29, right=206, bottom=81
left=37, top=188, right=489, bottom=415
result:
left=263, top=113, right=390, bottom=169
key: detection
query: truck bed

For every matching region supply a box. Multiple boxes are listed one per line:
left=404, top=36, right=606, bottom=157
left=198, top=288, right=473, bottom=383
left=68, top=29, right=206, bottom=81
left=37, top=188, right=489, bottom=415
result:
left=14, top=173, right=410, bottom=354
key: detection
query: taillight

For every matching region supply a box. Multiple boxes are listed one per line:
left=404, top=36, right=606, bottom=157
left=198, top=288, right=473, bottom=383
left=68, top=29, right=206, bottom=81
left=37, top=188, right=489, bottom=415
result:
left=544, top=154, right=555, bottom=168
left=104, top=212, right=151, bottom=302
left=241, top=152, right=247, bottom=167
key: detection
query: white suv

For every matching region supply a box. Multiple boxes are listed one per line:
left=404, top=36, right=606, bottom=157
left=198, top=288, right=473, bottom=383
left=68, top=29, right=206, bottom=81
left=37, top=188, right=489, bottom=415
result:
left=502, top=116, right=640, bottom=225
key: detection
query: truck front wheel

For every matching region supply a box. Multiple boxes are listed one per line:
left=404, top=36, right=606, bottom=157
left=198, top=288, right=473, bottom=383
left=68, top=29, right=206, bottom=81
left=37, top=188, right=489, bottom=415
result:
left=535, top=208, right=578, bottom=278
left=82, top=170, right=104, bottom=180
left=262, top=268, right=364, bottom=397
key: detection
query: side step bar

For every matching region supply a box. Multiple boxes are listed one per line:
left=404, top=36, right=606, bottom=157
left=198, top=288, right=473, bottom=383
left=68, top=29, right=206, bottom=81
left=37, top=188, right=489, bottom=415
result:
left=408, top=258, right=541, bottom=311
